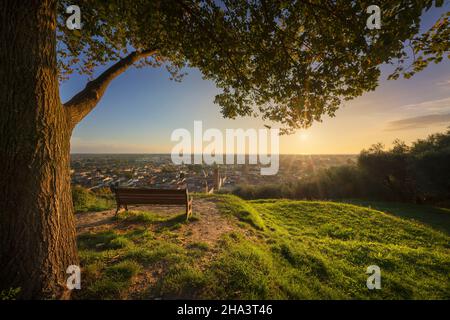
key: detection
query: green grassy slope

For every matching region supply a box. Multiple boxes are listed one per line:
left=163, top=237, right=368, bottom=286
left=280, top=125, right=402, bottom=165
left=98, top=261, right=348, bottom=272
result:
left=343, top=200, right=450, bottom=235
left=75, top=194, right=450, bottom=300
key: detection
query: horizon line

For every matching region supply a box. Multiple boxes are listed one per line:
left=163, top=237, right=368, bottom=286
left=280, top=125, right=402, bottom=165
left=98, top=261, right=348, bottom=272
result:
left=70, top=152, right=359, bottom=156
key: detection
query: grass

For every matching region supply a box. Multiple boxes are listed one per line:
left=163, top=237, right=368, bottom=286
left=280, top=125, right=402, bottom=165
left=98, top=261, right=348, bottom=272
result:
left=343, top=200, right=450, bottom=235
left=197, top=193, right=265, bottom=230
left=75, top=197, right=113, bottom=213
left=115, top=210, right=169, bottom=224
left=0, top=287, right=21, bottom=300
left=115, top=210, right=189, bottom=233
left=73, top=186, right=114, bottom=213
left=75, top=194, right=450, bottom=300
left=82, top=260, right=141, bottom=299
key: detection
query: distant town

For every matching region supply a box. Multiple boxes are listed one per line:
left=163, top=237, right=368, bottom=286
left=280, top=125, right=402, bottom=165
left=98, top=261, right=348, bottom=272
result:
left=70, top=154, right=357, bottom=193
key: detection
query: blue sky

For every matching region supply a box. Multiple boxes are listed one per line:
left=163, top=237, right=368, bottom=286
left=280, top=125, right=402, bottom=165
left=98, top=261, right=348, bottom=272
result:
left=62, top=5, right=450, bottom=154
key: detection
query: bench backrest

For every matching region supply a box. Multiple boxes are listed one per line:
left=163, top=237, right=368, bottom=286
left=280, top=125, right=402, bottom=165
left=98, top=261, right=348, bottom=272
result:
left=113, top=187, right=189, bottom=205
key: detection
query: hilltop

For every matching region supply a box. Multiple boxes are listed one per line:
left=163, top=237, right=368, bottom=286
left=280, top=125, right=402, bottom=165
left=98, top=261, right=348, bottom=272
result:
left=74, top=194, right=450, bottom=299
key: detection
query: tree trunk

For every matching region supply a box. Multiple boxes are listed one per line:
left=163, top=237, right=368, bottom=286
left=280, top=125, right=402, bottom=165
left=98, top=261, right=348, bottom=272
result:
left=0, top=0, right=78, bottom=299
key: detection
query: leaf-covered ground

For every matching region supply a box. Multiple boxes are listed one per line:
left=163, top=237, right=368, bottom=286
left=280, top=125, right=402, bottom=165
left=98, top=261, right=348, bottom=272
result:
left=74, top=194, right=450, bottom=300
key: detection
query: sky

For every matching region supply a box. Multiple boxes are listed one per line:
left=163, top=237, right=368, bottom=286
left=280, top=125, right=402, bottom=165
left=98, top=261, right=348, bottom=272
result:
left=62, top=5, right=450, bottom=155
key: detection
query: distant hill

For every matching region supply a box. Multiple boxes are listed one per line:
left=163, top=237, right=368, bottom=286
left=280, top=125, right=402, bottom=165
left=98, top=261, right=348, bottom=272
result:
left=75, top=194, right=450, bottom=300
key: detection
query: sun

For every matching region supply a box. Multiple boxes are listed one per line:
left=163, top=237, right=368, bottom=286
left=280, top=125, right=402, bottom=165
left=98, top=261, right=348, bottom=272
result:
left=299, top=132, right=309, bottom=141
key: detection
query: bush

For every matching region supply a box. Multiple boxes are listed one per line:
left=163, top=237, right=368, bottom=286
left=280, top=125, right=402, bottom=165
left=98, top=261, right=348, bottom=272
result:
left=232, top=129, right=450, bottom=205
left=72, top=185, right=113, bottom=213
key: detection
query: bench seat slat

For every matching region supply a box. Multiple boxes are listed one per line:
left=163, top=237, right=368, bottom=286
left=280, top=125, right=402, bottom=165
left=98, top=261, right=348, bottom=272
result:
left=119, top=201, right=186, bottom=205
left=115, top=188, right=186, bottom=194
left=118, top=196, right=186, bottom=198
left=112, top=188, right=192, bottom=220
left=118, top=197, right=187, bottom=201
left=117, top=195, right=184, bottom=198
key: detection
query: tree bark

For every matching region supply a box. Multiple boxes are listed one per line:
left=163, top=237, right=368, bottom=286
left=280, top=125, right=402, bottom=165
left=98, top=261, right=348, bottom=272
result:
left=0, top=0, right=78, bottom=299
left=0, top=0, right=155, bottom=299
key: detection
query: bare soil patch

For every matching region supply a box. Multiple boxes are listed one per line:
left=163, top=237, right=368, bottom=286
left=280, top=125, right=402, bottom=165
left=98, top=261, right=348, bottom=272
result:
left=76, top=198, right=235, bottom=247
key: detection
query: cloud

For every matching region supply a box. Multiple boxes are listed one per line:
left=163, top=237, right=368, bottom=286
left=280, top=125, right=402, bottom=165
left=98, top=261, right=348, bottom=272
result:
left=399, top=97, right=450, bottom=114
left=385, top=113, right=450, bottom=131
left=436, top=79, right=450, bottom=87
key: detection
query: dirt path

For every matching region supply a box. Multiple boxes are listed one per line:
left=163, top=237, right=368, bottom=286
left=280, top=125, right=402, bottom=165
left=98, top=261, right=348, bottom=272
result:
left=76, top=198, right=235, bottom=246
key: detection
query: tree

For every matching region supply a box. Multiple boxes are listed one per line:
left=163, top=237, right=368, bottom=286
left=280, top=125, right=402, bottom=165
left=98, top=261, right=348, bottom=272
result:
left=359, top=141, right=413, bottom=201
left=0, top=0, right=448, bottom=299
left=410, top=129, right=450, bottom=202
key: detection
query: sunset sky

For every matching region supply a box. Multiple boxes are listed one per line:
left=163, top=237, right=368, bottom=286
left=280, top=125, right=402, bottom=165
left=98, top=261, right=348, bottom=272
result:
left=62, top=6, right=450, bottom=155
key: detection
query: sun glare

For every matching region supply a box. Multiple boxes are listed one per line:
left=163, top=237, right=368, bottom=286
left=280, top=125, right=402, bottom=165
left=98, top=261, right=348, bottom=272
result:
left=299, top=132, right=309, bottom=141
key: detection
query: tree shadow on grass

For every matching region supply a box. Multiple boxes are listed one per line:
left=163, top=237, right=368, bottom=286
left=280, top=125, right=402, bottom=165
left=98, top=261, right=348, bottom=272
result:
left=116, top=209, right=197, bottom=232
left=344, top=200, right=450, bottom=235
left=156, top=213, right=199, bottom=232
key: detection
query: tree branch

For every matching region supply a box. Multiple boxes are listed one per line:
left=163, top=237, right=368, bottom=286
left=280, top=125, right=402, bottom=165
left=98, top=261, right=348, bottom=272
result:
left=64, top=49, right=157, bottom=126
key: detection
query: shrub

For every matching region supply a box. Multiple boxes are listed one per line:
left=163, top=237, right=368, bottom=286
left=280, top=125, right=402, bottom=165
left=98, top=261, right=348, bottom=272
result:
left=72, top=185, right=113, bottom=212
left=232, top=129, right=450, bottom=205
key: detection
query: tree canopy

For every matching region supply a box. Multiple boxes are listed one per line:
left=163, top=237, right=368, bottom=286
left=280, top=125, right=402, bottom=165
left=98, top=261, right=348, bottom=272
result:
left=58, top=0, right=449, bottom=132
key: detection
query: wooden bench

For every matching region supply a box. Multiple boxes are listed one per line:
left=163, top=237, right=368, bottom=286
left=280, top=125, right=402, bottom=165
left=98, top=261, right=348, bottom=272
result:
left=111, top=187, right=193, bottom=220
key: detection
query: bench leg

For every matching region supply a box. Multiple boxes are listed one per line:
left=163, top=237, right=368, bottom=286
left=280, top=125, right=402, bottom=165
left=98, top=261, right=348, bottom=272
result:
left=186, top=199, right=193, bottom=220
left=115, top=204, right=128, bottom=215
